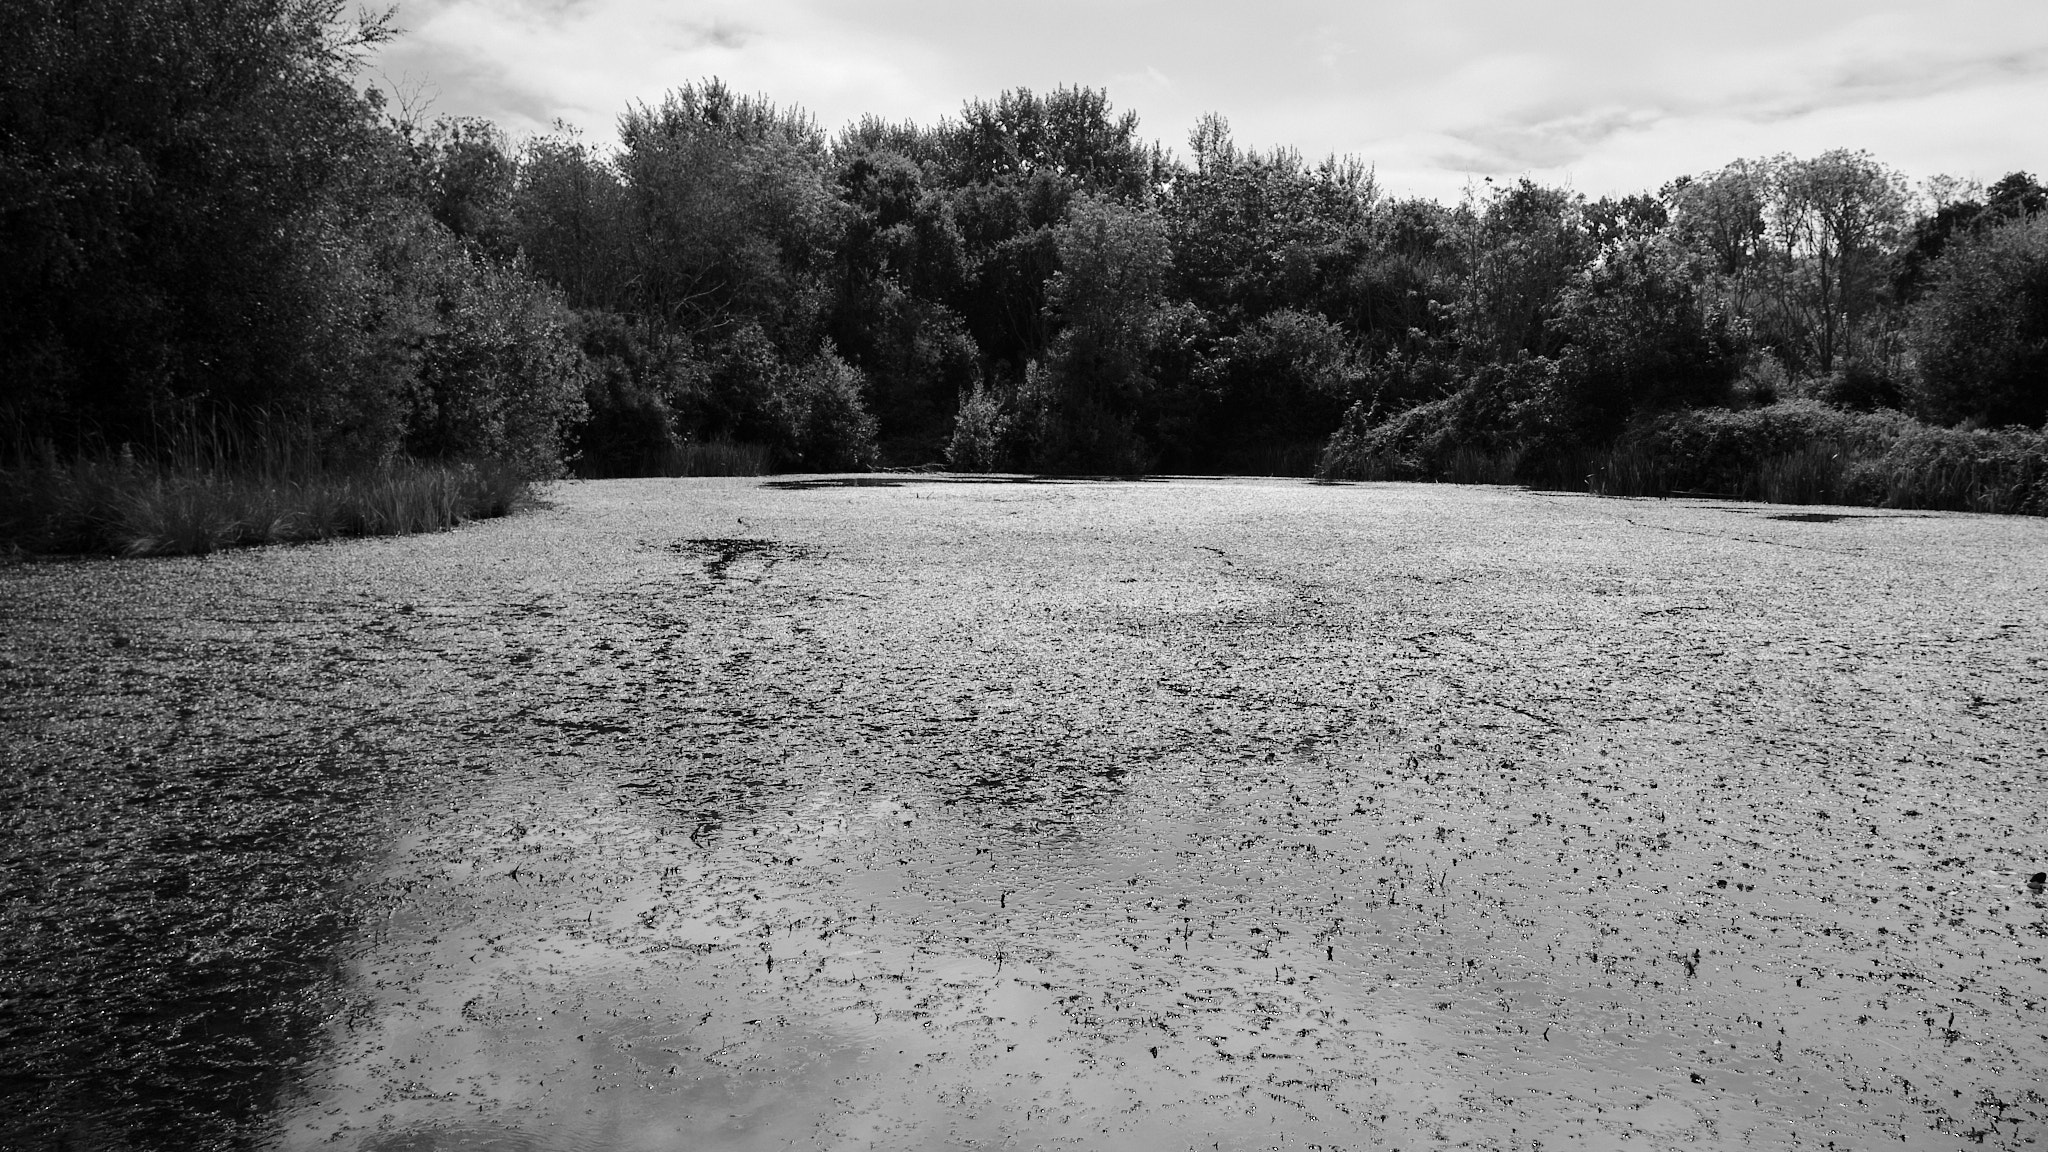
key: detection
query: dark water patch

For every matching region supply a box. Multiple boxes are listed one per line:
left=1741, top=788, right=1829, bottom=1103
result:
left=608, top=755, right=814, bottom=846
left=664, top=538, right=816, bottom=581
left=1716, top=508, right=1939, bottom=522
left=1756, top=510, right=1939, bottom=522
left=760, top=474, right=1175, bottom=491
left=761, top=476, right=910, bottom=490
left=0, top=743, right=399, bottom=1151
left=0, top=563, right=499, bottom=1152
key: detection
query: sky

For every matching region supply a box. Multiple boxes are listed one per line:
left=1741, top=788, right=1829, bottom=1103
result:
left=365, top=0, right=2048, bottom=202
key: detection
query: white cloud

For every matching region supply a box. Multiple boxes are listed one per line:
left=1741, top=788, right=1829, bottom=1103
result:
left=367, top=0, right=2048, bottom=198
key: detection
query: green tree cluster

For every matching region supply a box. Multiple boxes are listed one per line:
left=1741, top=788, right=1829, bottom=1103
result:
left=6, top=3, right=2044, bottom=486
left=1, top=0, right=588, bottom=473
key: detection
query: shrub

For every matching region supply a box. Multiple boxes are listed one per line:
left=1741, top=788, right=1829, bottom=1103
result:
left=0, top=447, right=531, bottom=557
left=1017, top=360, right=1155, bottom=475
left=1813, top=362, right=1905, bottom=412
left=1734, top=356, right=1790, bottom=407
left=1598, top=401, right=2048, bottom=513
left=666, top=440, right=772, bottom=477
left=568, top=312, right=705, bottom=478
left=1317, top=358, right=1559, bottom=480
left=946, top=382, right=1011, bottom=472
left=778, top=344, right=878, bottom=471
left=405, top=250, right=592, bottom=476
left=1908, top=214, right=2048, bottom=427
left=1871, top=423, right=2048, bottom=513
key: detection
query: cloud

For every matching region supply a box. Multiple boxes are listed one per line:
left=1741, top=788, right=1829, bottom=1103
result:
left=365, top=0, right=2048, bottom=197
left=698, top=20, right=750, bottom=50
left=1443, top=106, right=1669, bottom=174
left=1404, top=18, right=2048, bottom=187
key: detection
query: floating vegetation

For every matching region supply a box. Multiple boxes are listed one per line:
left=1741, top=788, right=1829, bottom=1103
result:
left=6, top=477, right=2045, bottom=1150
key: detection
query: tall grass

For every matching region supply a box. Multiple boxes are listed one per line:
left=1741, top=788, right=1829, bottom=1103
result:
left=1326, top=398, right=2048, bottom=516
left=1208, top=440, right=1328, bottom=478
left=668, top=440, right=772, bottom=477
left=1, top=419, right=533, bottom=556
left=1581, top=403, right=2048, bottom=514
left=574, top=439, right=771, bottom=479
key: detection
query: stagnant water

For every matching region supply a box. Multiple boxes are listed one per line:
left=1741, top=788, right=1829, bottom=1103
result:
left=3, top=477, right=2045, bottom=1151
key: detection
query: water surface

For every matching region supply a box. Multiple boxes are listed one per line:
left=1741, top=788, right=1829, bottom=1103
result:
left=5, top=478, right=2044, bottom=1150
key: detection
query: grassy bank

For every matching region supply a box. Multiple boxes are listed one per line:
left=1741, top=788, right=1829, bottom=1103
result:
left=1585, top=404, right=2048, bottom=513
left=0, top=449, right=531, bottom=557
left=575, top=439, right=773, bottom=480
left=1321, top=399, right=2048, bottom=516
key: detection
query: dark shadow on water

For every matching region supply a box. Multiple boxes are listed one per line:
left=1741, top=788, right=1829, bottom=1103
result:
left=363, top=1125, right=548, bottom=1151
left=665, top=538, right=817, bottom=580
left=760, top=476, right=910, bottom=489
left=760, top=473, right=1183, bottom=491
left=610, top=755, right=806, bottom=846
left=0, top=745, right=396, bottom=1151
left=1715, top=509, right=1939, bottom=523
left=929, top=758, right=1132, bottom=821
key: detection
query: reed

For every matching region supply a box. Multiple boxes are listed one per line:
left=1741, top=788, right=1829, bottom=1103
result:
left=667, top=440, right=772, bottom=477
left=1, top=424, right=532, bottom=557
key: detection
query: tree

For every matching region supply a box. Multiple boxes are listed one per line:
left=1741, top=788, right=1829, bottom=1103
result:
left=0, top=0, right=391, bottom=445
left=1665, top=162, right=1771, bottom=284
left=1162, top=114, right=1377, bottom=322
left=1453, top=179, right=1590, bottom=362
left=1551, top=237, right=1743, bottom=435
left=826, top=146, right=979, bottom=459
left=1908, top=214, right=2048, bottom=428
left=1772, top=150, right=1909, bottom=373
left=898, top=86, right=1166, bottom=384
left=1026, top=195, right=1173, bottom=470
left=1669, top=153, right=1907, bottom=376
left=411, top=116, right=518, bottom=259
left=1890, top=171, right=2046, bottom=305
left=612, top=80, right=843, bottom=343
left=938, top=86, right=1158, bottom=201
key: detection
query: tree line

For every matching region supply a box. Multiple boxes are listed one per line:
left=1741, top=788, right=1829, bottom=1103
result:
left=5, top=0, right=2044, bottom=492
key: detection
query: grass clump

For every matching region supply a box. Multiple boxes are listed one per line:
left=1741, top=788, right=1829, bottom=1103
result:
left=0, top=445, right=532, bottom=557
left=1322, top=390, right=2048, bottom=516
left=665, top=440, right=772, bottom=477
left=1592, top=402, right=2048, bottom=513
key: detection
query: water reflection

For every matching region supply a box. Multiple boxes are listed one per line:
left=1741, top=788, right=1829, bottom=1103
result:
left=276, top=735, right=2047, bottom=1150
left=0, top=736, right=398, bottom=1151
left=12, top=478, right=2044, bottom=1152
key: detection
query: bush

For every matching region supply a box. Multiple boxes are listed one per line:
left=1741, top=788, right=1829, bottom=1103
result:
left=1597, top=401, right=2048, bottom=513
left=778, top=344, right=878, bottom=471
left=946, top=382, right=1011, bottom=472
left=404, top=250, right=592, bottom=476
left=1016, top=360, right=1155, bottom=475
left=567, top=312, right=705, bottom=478
left=1734, top=356, right=1790, bottom=407
left=1317, top=358, right=1559, bottom=480
left=1908, top=214, right=2048, bottom=427
left=1319, top=388, right=2048, bottom=516
left=0, top=445, right=530, bottom=557
left=1872, top=423, right=2048, bottom=512
left=1813, top=362, right=1905, bottom=412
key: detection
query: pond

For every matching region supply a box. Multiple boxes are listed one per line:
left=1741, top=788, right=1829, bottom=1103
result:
left=3, top=478, right=2044, bottom=1150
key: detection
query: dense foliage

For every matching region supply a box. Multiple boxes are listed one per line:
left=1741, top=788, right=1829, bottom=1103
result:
left=3, top=0, right=2044, bottom=502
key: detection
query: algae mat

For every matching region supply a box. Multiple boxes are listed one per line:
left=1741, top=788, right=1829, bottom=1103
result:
left=3, top=477, right=2045, bottom=1151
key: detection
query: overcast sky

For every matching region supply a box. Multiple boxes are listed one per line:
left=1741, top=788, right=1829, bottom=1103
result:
left=367, top=0, right=2048, bottom=201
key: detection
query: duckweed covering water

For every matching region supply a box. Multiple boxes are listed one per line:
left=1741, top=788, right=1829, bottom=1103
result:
left=4, top=477, right=2045, bottom=1150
